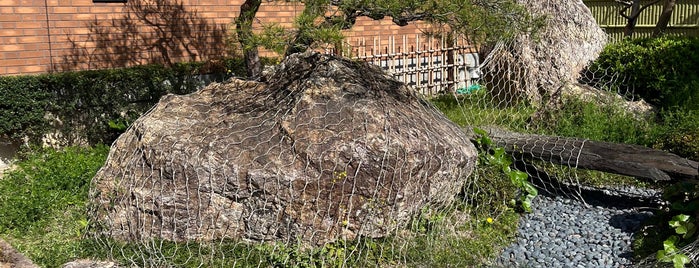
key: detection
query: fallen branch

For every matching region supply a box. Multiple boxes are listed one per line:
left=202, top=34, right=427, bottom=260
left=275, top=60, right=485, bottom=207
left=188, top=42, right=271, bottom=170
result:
left=468, top=126, right=698, bottom=182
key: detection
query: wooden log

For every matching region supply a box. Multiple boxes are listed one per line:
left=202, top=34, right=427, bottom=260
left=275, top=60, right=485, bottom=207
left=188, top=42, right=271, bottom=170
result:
left=470, top=127, right=699, bottom=182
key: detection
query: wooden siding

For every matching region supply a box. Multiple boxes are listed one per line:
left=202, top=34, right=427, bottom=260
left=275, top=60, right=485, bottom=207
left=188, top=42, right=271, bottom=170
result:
left=584, top=0, right=699, bottom=41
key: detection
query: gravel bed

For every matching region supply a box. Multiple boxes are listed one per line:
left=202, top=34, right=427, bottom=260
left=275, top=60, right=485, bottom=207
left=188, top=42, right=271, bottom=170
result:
left=495, top=186, right=662, bottom=268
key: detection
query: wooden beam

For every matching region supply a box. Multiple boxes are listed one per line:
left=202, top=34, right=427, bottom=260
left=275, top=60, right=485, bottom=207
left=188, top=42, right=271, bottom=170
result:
left=470, top=127, right=698, bottom=182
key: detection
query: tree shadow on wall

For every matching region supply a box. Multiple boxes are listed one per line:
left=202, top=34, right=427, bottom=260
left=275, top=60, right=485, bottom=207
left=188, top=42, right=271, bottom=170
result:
left=59, top=0, right=231, bottom=71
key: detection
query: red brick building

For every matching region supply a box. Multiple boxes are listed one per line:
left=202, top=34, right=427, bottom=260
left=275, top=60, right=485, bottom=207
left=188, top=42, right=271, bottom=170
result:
left=0, top=0, right=429, bottom=76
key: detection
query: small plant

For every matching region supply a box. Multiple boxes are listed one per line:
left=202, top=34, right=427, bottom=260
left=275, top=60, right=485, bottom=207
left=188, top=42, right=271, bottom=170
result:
left=670, top=214, right=697, bottom=239
left=656, top=214, right=695, bottom=268
left=649, top=182, right=699, bottom=268
left=472, top=127, right=538, bottom=213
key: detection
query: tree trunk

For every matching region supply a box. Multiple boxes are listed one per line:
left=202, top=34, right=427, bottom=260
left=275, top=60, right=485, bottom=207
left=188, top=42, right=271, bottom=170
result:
left=618, top=0, right=663, bottom=37
left=654, top=0, right=678, bottom=37
left=624, top=0, right=641, bottom=37
left=235, top=0, right=262, bottom=78
left=470, top=127, right=699, bottom=182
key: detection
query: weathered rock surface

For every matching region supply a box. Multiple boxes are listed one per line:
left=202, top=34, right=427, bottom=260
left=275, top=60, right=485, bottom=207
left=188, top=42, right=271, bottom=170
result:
left=61, top=260, right=120, bottom=268
left=482, top=0, right=607, bottom=106
left=89, top=52, right=477, bottom=246
left=0, top=239, right=38, bottom=268
left=0, top=138, right=19, bottom=177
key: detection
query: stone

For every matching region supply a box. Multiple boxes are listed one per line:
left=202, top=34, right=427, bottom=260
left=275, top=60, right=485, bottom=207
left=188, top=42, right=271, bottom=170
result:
left=0, top=137, right=19, bottom=177
left=61, top=260, right=120, bottom=268
left=482, top=0, right=607, bottom=107
left=562, top=83, right=655, bottom=119
left=0, top=239, right=38, bottom=268
left=89, top=52, right=477, bottom=246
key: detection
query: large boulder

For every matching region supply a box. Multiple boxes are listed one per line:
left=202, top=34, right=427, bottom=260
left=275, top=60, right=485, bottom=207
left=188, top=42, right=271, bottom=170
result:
left=89, top=52, right=477, bottom=246
left=482, top=0, right=608, bottom=106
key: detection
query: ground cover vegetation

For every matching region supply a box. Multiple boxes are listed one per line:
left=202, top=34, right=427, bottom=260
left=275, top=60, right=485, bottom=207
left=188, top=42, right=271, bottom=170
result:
left=0, top=146, right=109, bottom=267
left=1, top=35, right=698, bottom=266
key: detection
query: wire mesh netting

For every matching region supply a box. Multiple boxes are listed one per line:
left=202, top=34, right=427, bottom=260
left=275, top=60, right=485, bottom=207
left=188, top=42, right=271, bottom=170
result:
left=85, top=28, right=667, bottom=267
left=87, top=52, right=487, bottom=267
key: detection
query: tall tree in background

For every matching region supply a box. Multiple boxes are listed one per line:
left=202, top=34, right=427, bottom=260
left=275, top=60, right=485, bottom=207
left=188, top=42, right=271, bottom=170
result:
left=617, top=0, right=661, bottom=37
left=654, top=0, right=678, bottom=36
left=234, top=0, right=540, bottom=78
left=616, top=0, right=679, bottom=38
left=235, top=0, right=262, bottom=78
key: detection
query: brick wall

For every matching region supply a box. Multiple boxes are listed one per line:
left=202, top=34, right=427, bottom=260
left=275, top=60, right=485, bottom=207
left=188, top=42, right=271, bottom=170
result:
left=0, top=0, right=427, bottom=76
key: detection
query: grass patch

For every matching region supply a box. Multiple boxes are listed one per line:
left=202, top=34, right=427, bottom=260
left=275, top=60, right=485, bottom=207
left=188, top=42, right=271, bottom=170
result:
left=430, top=90, right=535, bottom=131
left=0, top=145, right=109, bottom=267
left=533, top=97, right=655, bottom=145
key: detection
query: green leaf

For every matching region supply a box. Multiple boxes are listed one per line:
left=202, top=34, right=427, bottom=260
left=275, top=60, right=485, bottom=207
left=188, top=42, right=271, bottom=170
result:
left=676, top=225, right=688, bottom=235
left=493, top=147, right=506, bottom=158
left=674, top=214, right=691, bottom=223
left=664, top=236, right=679, bottom=252
left=521, top=200, right=532, bottom=213
left=473, top=127, right=492, bottom=147
left=485, top=154, right=496, bottom=163
left=508, top=170, right=528, bottom=183
left=473, top=127, right=488, bottom=137
left=670, top=219, right=682, bottom=228
left=673, top=254, right=690, bottom=268
left=502, top=165, right=512, bottom=173
left=658, top=250, right=670, bottom=262
left=523, top=182, right=538, bottom=196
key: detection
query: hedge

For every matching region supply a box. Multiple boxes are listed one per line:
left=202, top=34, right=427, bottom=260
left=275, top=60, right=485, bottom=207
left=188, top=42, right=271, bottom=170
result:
left=586, top=36, right=699, bottom=111
left=0, top=58, right=246, bottom=146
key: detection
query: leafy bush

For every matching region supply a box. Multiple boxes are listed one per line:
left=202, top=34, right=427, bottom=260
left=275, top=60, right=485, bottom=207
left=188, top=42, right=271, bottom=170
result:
left=587, top=36, right=699, bottom=111
left=0, top=76, right=51, bottom=141
left=0, top=58, right=248, bottom=146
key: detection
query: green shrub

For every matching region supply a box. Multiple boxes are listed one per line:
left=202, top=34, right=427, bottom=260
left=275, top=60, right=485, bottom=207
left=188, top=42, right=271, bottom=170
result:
left=0, top=76, right=51, bottom=142
left=0, top=145, right=109, bottom=267
left=587, top=36, right=699, bottom=111
left=0, top=58, right=251, bottom=146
